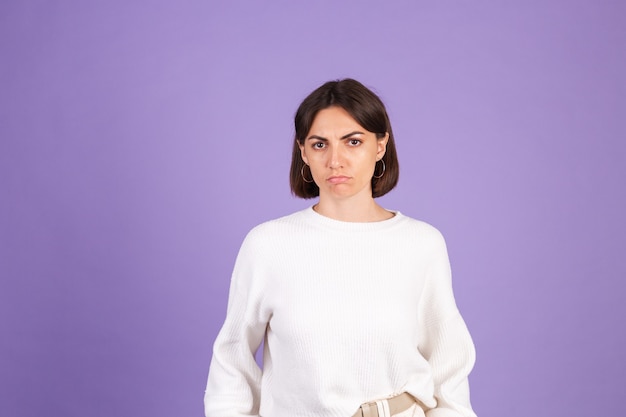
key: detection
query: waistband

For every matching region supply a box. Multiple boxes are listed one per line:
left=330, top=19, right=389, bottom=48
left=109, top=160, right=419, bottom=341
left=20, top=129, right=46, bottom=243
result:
left=351, top=392, right=417, bottom=417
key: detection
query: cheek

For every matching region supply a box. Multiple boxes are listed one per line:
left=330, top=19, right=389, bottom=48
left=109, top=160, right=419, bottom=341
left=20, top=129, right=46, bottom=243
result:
left=304, top=151, right=324, bottom=164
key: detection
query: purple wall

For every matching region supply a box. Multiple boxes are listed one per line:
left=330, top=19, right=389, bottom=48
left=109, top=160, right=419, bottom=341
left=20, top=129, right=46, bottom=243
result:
left=1, top=1, right=624, bottom=416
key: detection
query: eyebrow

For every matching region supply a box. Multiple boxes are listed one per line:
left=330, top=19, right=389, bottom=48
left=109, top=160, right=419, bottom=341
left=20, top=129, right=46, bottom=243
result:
left=306, top=131, right=365, bottom=141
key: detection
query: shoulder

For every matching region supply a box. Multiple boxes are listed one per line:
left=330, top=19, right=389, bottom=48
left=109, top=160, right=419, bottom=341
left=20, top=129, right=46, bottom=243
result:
left=395, top=213, right=447, bottom=245
left=240, top=208, right=310, bottom=248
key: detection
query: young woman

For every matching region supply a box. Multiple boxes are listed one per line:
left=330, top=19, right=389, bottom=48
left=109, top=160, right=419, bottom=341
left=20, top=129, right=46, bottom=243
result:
left=205, top=79, right=477, bottom=417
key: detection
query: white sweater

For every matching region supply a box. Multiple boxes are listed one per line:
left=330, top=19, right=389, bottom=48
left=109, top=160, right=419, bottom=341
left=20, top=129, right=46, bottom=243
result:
left=205, top=207, right=476, bottom=417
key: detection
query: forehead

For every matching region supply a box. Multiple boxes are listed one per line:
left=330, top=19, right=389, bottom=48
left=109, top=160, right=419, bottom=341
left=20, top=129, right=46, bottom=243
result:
left=309, top=106, right=365, bottom=133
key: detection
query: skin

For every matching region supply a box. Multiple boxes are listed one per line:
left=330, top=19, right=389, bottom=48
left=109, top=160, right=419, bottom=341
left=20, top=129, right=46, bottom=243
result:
left=299, top=106, right=393, bottom=222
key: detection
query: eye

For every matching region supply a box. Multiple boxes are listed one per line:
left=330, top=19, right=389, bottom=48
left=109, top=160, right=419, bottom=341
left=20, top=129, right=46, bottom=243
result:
left=348, top=139, right=362, bottom=146
left=312, top=142, right=326, bottom=149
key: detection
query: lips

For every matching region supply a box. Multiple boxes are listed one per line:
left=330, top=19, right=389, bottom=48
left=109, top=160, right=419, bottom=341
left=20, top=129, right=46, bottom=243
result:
left=327, top=175, right=350, bottom=184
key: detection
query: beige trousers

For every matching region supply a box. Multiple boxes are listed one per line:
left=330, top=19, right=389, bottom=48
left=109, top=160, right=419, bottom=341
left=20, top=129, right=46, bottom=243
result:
left=393, top=403, right=424, bottom=417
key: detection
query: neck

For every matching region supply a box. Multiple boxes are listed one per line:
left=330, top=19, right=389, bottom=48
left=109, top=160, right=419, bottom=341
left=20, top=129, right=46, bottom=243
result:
left=314, top=194, right=393, bottom=223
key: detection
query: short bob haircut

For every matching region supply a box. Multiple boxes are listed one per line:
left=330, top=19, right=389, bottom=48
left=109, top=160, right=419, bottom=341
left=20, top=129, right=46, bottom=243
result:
left=289, top=78, right=399, bottom=199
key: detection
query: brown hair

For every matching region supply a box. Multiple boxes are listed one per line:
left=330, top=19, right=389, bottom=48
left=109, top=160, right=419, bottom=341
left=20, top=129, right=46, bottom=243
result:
left=289, top=79, right=399, bottom=199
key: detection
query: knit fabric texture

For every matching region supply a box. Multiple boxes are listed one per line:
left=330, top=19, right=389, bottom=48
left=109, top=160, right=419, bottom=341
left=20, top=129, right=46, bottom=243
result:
left=205, top=207, right=477, bottom=417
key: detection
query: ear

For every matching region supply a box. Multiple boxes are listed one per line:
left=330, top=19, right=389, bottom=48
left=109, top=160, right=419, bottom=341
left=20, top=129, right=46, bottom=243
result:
left=299, top=141, right=309, bottom=165
left=376, top=133, right=389, bottom=160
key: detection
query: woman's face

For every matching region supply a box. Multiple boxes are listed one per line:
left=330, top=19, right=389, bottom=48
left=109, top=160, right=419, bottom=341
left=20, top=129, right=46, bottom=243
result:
left=299, top=106, right=388, bottom=203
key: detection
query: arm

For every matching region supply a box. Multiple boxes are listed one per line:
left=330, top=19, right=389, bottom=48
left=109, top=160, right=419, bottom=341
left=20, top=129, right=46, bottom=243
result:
left=418, top=231, right=477, bottom=417
left=204, top=231, right=271, bottom=417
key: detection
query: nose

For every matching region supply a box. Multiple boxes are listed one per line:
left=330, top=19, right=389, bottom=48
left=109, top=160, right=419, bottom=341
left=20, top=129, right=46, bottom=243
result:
left=328, top=144, right=344, bottom=169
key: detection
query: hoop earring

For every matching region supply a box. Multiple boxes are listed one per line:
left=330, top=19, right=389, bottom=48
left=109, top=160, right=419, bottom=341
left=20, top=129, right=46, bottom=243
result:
left=301, top=164, right=314, bottom=183
left=373, top=159, right=386, bottom=179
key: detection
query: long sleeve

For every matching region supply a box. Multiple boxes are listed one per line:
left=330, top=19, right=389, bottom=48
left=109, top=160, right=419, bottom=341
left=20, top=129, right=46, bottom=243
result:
left=418, top=231, right=477, bottom=417
left=203, top=208, right=477, bottom=417
left=204, top=230, right=272, bottom=417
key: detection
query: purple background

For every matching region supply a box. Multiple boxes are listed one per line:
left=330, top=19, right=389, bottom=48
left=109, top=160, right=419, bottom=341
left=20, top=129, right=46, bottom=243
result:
left=1, top=1, right=624, bottom=416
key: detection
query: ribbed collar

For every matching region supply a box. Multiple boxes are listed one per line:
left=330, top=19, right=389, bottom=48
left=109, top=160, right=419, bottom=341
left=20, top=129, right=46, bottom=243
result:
left=299, top=205, right=404, bottom=232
